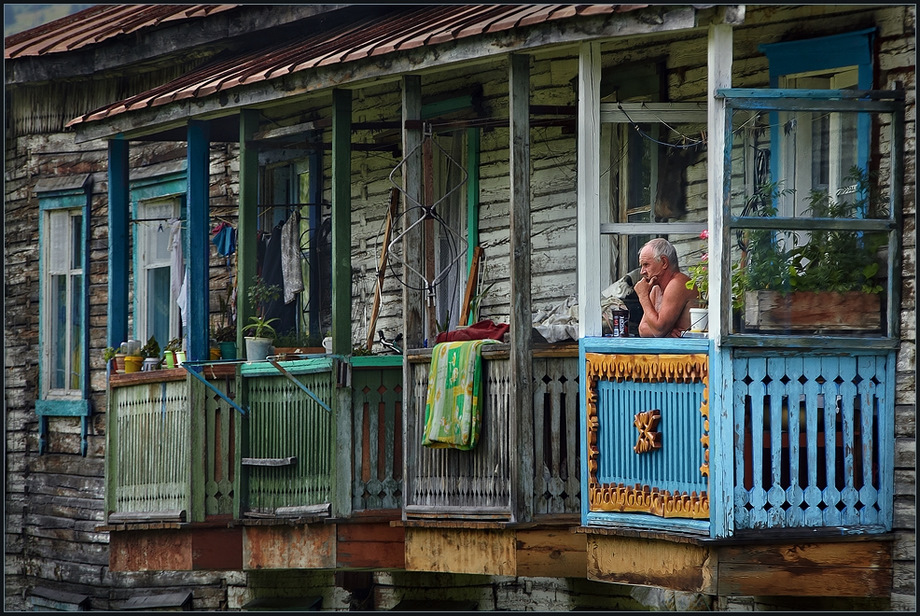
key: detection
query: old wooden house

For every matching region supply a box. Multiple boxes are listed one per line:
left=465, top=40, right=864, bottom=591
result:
left=5, top=3, right=915, bottom=612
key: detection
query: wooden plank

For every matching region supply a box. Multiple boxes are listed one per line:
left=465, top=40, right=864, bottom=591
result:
left=586, top=534, right=717, bottom=594
left=515, top=527, right=586, bottom=578
left=107, top=138, right=129, bottom=348
left=509, top=52, right=533, bottom=524
left=336, top=521, right=405, bottom=569
left=366, top=188, right=399, bottom=350
left=458, top=245, right=482, bottom=325
left=404, top=527, right=516, bottom=576
left=243, top=524, right=336, bottom=569
left=241, top=457, right=296, bottom=467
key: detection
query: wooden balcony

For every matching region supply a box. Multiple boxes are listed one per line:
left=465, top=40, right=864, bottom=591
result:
left=401, top=343, right=585, bottom=578
left=103, top=356, right=405, bottom=572
left=579, top=338, right=895, bottom=597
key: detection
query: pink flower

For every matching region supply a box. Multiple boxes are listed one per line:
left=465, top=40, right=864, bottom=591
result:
left=700, top=229, right=709, bottom=240
left=701, top=253, right=708, bottom=261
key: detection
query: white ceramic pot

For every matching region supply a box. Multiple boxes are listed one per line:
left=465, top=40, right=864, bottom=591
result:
left=245, top=336, right=274, bottom=361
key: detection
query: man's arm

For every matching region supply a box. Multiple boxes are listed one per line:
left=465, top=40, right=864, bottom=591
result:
left=636, top=277, right=690, bottom=337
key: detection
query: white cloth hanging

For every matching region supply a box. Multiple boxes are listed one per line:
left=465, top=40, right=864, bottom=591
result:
left=169, top=219, right=184, bottom=300
left=281, top=215, right=304, bottom=304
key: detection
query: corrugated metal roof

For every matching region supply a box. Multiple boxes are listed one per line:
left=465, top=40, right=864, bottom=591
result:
left=64, top=4, right=648, bottom=128
left=4, top=4, right=238, bottom=58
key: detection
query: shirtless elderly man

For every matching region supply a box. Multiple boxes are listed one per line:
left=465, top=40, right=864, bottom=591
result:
left=634, top=238, right=699, bottom=338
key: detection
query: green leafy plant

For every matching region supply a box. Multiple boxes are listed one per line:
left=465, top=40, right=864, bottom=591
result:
left=163, top=337, right=182, bottom=353
left=685, top=230, right=746, bottom=311
left=103, top=346, right=117, bottom=362
left=140, top=336, right=160, bottom=359
left=243, top=277, right=281, bottom=340
left=743, top=168, right=886, bottom=295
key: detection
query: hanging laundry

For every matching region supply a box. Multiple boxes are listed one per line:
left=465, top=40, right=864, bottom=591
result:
left=281, top=215, right=304, bottom=304
left=260, top=223, right=297, bottom=335
left=211, top=222, right=236, bottom=256
left=169, top=218, right=185, bottom=306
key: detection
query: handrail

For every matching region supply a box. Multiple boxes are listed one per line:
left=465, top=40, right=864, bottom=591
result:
left=180, top=360, right=249, bottom=415
left=265, top=359, right=332, bottom=413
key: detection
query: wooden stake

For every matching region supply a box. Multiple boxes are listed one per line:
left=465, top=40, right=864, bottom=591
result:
left=458, top=245, right=482, bottom=326
left=366, top=187, right=399, bottom=351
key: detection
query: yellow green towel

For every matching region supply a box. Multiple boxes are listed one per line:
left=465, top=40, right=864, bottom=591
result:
left=422, top=339, right=496, bottom=450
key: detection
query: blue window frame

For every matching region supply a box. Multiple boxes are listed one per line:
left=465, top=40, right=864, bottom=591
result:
left=760, top=29, right=876, bottom=213
left=36, top=175, right=92, bottom=455
left=130, top=168, right=187, bottom=347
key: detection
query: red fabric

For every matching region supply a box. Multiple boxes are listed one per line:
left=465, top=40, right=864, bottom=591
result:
left=435, top=319, right=509, bottom=344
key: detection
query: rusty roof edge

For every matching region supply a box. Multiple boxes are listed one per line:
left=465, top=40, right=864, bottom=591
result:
left=70, top=5, right=703, bottom=143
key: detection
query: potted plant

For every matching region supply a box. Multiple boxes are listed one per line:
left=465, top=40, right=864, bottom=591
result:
left=242, top=277, right=280, bottom=361
left=139, top=336, right=161, bottom=371
left=162, top=337, right=182, bottom=369
left=123, top=339, right=143, bottom=373
left=740, top=167, right=887, bottom=332
left=212, top=288, right=238, bottom=359
left=685, top=230, right=748, bottom=333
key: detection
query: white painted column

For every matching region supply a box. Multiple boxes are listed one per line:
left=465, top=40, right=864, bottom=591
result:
left=577, top=42, right=602, bottom=339
left=708, top=24, right=732, bottom=343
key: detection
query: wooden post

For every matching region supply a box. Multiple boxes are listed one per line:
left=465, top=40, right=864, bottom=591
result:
left=708, top=21, right=733, bottom=539
left=576, top=42, right=601, bottom=339
left=237, top=108, right=260, bottom=518
left=107, top=138, right=130, bottom=349
left=187, top=120, right=210, bottom=362
left=509, top=53, right=533, bottom=523
left=401, top=75, right=424, bottom=523
left=331, top=88, right=354, bottom=518
left=366, top=188, right=399, bottom=351
left=331, top=88, right=353, bottom=356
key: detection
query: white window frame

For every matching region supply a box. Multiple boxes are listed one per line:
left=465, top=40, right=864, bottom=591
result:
left=41, top=208, right=85, bottom=399
left=136, top=196, right=182, bottom=346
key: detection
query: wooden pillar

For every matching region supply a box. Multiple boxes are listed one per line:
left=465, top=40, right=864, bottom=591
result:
left=307, top=131, right=323, bottom=338
left=237, top=109, right=260, bottom=518
left=708, top=22, right=733, bottom=539
left=238, top=110, right=260, bottom=351
left=107, top=138, right=130, bottom=348
left=331, top=89, right=354, bottom=517
left=509, top=53, right=533, bottom=523
left=331, top=89, right=352, bottom=355
left=187, top=120, right=210, bottom=361
left=466, top=126, right=481, bottom=312
left=576, top=42, right=602, bottom=339
left=401, top=75, right=424, bottom=522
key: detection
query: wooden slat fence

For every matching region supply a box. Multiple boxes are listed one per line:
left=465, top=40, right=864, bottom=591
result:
left=243, top=370, right=335, bottom=513
left=198, top=374, right=237, bottom=516
left=731, top=351, right=892, bottom=531
left=532, top=356, right=581, bottom=515
left=405, top=356, right=513, bottom=517
left=351, top=366, right=403, bottom=511
left=109, top=380, right=191, bottom=515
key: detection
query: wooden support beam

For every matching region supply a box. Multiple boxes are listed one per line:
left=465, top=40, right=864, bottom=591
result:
left=331, top=89, right=353, bottom=355
left=576, top=42, right=602, bottom=339
left=187, top=120, right=210, bottom=362
left=107, top=138, right=130, bottom=349
left=509, top=53, right=533, bottom=524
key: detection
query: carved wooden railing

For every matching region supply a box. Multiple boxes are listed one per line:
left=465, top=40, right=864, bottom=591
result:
left=584, top=352, right=711, bottom=530
left=350, top=359, right=403, bottom=511
left=404, top=346, right=581, bottom=520
left=240, top=359, right=335, bottom=516
left=106, top=366, right=238, bottom=522
left=731, top=350, right=893, bottom=531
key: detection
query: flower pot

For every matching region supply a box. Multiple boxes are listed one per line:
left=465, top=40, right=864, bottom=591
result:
left=219, top=341, right=237, bottom=360
left=743, top=290, right=881, bottom=332
left=245, top=336, right=274, bottom=361
left=124, top=355, right=143, bottom=373
left=163, top=350, right=176, bottom=369
left=323, top=336, right=333, bottom=354
left=141, top=357, right=160, bottom=371
left=175, top=351, right=187, bottom=365
left=209, top=347, right=220, bottom=360
left=114, top=353, right=126, bottom=374
left=689, top=307, right=709, bottom=333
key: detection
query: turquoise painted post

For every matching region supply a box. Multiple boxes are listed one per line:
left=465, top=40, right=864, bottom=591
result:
left=187, top=120, right=210, bottom=361
left=107, top=138, right=130, bottom=348
left=307, top=134, right=322, bottom=338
